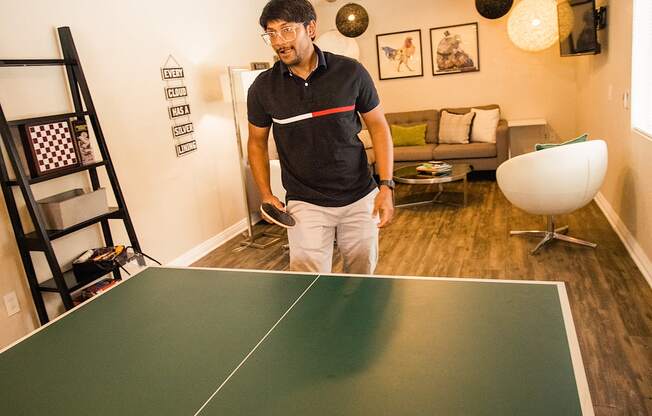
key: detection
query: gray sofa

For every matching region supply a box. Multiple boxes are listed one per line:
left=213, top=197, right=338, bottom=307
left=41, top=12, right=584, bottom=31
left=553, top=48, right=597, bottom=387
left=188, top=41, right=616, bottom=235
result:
left=365, top=104, right=510, bottom=171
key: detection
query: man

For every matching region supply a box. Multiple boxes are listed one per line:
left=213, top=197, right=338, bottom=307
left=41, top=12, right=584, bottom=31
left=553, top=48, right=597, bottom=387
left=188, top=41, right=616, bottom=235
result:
left=247, top=0, right=394, bottom=274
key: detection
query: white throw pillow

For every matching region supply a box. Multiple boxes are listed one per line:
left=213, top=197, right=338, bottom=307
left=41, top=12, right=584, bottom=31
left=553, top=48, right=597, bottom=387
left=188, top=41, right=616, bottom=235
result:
left=438, top=111, right=475, bottom=144
left=470, top=107, right=500, bottom=143
left=358, top=129, right=373, bottom=149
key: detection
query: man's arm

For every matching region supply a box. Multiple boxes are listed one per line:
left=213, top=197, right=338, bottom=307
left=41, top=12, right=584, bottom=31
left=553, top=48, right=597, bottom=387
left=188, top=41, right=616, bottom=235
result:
left=361, top=104, right=394, bottom=227
left=247, top=123, right=285, bottom=211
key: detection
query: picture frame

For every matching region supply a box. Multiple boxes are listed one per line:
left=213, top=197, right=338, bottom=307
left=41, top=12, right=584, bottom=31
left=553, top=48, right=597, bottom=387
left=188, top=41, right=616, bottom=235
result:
left=20, top=119, right=81, bottom=177
left=375, top=29, right=424, bottom=80
left=430, top=22, right=480, bottom=76
left=250, top=62, right=271, bottom=70
left=71, top=119, right=95, bottom=166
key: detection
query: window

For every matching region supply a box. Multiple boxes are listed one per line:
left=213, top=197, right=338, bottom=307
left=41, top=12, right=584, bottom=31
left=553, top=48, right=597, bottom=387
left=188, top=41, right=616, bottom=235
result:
left=632, top=0, right=652, bottom=138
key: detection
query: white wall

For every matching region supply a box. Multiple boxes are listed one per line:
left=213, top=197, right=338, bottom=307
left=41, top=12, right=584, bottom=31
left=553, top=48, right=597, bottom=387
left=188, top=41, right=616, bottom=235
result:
left=575, top=0, right=652, bottom=282
left=315, top=0, right=579, bottom=139
left=0, top=0, right=272, bottom=348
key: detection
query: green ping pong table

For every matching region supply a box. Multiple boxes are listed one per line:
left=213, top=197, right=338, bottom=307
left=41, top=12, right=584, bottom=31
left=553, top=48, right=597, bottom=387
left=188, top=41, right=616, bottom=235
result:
left=0, top=267, right=593, bottom=415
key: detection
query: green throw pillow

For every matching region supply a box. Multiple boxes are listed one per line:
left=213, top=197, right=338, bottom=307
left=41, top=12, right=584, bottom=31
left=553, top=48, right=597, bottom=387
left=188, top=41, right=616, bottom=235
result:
left=534, top=133, right=588, bottom=151
left=391, top=124, right=427, bottom=147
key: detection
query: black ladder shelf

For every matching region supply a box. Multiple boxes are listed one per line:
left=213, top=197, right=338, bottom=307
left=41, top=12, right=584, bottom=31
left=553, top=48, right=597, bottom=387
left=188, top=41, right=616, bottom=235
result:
left=0, top=27, right=142, bottom=324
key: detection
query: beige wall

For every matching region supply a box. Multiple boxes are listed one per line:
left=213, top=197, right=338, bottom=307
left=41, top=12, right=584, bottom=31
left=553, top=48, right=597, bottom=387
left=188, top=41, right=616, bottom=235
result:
left=575, top=0, right=652, bottom=278
left=315, top=0, right=579, bottom=139
left=0, top=0, right=272, bottom=348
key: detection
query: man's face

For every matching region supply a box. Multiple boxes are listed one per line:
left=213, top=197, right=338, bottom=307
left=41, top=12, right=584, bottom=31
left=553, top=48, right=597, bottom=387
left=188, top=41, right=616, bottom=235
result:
left=265, top=19, right=315, bottom=66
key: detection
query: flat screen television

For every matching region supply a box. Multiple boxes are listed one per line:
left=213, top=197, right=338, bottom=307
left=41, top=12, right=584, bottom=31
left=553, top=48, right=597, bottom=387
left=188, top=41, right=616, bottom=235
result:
left=558, top=0, right=602, bottom=56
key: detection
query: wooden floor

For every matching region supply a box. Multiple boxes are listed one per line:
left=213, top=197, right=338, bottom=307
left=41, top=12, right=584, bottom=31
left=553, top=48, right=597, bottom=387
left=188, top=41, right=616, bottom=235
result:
left=194, top=173, right=652, bottom=416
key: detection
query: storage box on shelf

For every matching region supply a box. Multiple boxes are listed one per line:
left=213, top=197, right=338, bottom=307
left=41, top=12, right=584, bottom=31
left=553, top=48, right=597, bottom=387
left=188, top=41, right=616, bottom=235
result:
left=37, top=188, right=109, bottom=230
left=39, top=247, right=146, bottom=296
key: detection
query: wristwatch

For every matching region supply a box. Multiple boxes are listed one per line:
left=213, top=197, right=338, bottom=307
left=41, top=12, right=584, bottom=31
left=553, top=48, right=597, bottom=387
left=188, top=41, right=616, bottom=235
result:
left=378, top=179, right=395, bottom=190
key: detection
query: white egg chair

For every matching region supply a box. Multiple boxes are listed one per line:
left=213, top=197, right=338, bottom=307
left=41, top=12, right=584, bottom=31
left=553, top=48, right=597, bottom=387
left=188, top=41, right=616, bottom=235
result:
left=496, top=140, right=608, bottom=254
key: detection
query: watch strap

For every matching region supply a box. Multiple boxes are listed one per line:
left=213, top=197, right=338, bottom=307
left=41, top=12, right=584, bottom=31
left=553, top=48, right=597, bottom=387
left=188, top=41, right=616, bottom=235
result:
left=378, top=179, right=395, bottom=190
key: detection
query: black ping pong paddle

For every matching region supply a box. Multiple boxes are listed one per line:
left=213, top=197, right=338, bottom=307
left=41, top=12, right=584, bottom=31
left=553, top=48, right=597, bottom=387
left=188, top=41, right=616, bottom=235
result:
left=260, top=203, right=296, bottom=228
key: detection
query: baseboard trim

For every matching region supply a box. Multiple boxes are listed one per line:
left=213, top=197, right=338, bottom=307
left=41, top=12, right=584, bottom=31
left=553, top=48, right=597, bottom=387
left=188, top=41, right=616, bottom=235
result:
left=167, top=218, right=248, bottom=267
left=594, top=192, right=652, bottom=288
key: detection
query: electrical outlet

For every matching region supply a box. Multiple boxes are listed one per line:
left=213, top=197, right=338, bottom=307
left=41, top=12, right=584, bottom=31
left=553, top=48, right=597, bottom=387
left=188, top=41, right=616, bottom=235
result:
left=4, top=291, right=20, bottom=316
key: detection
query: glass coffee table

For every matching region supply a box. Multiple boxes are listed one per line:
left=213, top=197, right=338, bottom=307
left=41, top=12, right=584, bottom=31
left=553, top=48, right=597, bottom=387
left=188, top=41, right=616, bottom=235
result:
left=392, top=163, right=472, bottom=208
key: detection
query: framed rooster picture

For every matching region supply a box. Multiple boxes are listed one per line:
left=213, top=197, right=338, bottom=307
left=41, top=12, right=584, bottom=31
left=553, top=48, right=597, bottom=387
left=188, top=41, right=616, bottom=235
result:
left=430, top=22, right=480, bottom=76
left=376, top=29, right=424, bottom=80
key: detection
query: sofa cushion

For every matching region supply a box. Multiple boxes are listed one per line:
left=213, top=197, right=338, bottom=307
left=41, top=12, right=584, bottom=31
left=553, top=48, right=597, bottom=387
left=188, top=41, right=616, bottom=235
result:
left=393, top=144, right=437, bottom=161
left=433, top=143, right=497, bottom=159
left=391, top=123, right=427, bottom=147
left=439, top=111, right=475, bottom=144
left=441, top=104, right=500, bottom=114
left=470, top=107, right=500, bottom=143
left=384, top=110, right=439, bottom=144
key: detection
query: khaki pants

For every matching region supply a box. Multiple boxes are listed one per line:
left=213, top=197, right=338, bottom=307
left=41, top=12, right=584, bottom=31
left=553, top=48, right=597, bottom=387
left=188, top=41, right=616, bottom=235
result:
left=287, top=189, right=379, bottom=274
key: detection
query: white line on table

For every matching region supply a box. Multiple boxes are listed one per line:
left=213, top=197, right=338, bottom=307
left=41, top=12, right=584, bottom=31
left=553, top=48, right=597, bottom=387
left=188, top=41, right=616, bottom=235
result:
left=193, top=274, right=321, bottom=416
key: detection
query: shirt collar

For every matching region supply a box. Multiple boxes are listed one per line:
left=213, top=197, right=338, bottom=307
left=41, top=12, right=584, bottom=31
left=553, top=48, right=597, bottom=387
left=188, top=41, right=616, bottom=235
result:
left=280, top=44, right=328, bottom=76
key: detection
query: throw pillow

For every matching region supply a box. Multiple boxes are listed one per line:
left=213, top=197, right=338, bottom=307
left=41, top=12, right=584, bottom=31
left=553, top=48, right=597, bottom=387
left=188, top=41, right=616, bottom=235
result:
left=438, top=111, right=475, bottom=144
left=391, top=124, right=427, bottom=147
left=534, top=133, right=588, bottom=151
left=470, top=107, right=500, bottom=143
left=357, top=129, right=373, bottom=149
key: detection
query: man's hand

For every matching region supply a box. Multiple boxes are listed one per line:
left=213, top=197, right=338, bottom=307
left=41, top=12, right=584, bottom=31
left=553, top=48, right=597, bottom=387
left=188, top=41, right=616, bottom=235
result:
left=262, top=194, right=286, bottom=215
left=373, top=187, right=394, bottom=227
left=361, top=105, right=394, bottom=228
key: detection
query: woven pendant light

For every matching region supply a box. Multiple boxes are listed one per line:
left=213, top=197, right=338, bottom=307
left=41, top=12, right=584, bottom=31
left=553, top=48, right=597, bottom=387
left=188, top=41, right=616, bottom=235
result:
left=336, top=3, right=369, bottom=38
left=475, top=0, right=514, bottom=19
left=508, top=0, right=559, bottom=52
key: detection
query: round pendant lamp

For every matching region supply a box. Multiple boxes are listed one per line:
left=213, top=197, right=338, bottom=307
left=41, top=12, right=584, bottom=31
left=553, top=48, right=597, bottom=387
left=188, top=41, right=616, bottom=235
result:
left=335, top=3, right=369, bottom=38
left=315, top=30, right=360, bottom=60
left=475, top=0, right=514, bottom=19
left=508, top=0, right=559, bottom=52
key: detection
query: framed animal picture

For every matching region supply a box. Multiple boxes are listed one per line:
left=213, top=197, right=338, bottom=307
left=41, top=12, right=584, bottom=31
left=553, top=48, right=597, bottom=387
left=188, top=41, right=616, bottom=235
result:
left=20, top=119, right=81, bottom=177
left=376, top=29, right=424, bottom=80
left=430, top=23, right=480, bottom=76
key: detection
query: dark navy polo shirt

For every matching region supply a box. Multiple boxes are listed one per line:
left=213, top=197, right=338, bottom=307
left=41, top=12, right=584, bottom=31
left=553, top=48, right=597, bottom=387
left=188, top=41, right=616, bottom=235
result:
left=247, top=46, right=380, bottom=207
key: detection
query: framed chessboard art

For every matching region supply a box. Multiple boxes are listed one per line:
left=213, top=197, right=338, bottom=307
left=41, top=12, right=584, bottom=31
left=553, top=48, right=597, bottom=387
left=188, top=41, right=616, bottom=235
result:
left=20, top=120, right=81, bottom=177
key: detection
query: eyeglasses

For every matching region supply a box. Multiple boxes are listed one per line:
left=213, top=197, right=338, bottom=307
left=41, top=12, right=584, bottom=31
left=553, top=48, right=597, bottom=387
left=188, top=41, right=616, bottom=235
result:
left=261, top=25, right=299, bottom=45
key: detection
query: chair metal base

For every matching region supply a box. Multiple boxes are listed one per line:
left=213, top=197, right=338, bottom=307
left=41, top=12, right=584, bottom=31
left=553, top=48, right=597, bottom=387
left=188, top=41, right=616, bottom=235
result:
left=510, top=216, right=597, bottom=255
